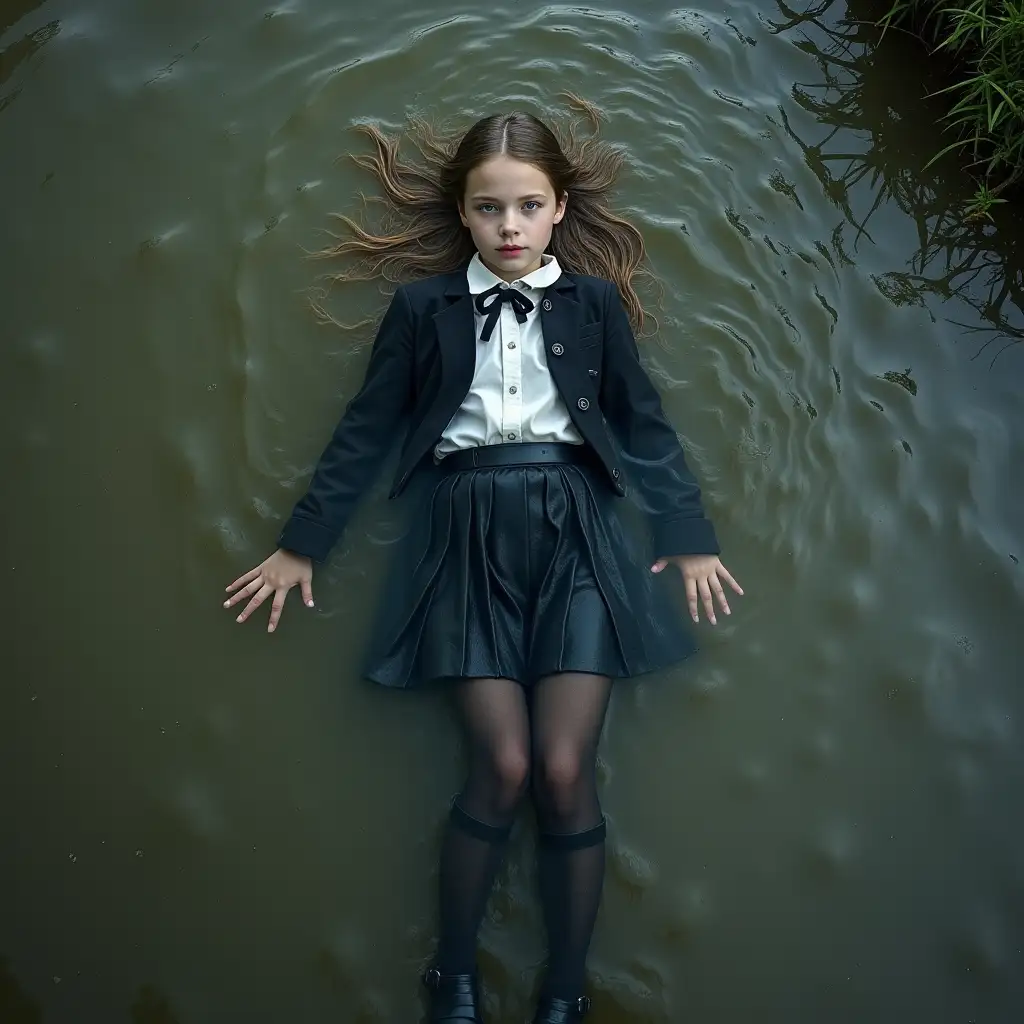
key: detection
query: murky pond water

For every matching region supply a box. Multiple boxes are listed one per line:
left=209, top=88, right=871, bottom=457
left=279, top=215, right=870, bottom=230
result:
left=2, top=0, right=1023, bottom=1021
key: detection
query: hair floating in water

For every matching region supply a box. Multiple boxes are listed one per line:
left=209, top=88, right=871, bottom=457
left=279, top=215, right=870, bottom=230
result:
left=310, top=94, right=657, bottom=335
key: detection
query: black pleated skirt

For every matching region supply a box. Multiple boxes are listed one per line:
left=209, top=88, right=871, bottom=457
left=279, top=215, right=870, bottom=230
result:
left=364, top=445, right=697, bottom=688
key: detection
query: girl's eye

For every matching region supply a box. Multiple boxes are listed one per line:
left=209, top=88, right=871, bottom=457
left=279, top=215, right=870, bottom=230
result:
left=474, top=202, right=542, bottom=213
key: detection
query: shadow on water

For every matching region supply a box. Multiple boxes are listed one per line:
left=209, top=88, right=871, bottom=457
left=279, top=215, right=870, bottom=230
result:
left=769, top=0, right=1024, bottom=367
left=0, top=958, right=40, bottom=1024
left=0, top=0, right=57, bottom=113
left=0, top=0, right=46, bottom=37
left=0, top=958, right=185, bottom=1024
left=130, top=984, right=184, bottom=1024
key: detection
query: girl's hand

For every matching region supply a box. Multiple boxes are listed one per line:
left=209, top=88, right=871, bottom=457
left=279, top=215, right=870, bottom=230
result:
left=651, top=554, right=743, bottom=626
left=223, top=549, right=314, bottom=633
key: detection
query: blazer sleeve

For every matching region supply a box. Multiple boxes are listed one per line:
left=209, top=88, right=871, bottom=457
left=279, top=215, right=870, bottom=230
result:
left=276, top=286, right=415, bottom=562
left=600, top=281, right=720, bottom=557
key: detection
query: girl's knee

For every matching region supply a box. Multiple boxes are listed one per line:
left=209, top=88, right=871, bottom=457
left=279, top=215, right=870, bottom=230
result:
left=490, top=742, right=531, bottom=801
left=532, top=744, right=593, bottom=813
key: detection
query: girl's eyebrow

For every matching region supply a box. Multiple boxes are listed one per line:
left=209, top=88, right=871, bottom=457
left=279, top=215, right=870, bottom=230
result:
left=470, top=193, right=547, bottom=202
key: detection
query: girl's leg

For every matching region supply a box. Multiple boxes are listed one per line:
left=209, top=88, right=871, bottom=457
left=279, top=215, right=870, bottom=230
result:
left=435, top=676, right=531, bottom=975
left=530, top=672, right=613, bottom=1002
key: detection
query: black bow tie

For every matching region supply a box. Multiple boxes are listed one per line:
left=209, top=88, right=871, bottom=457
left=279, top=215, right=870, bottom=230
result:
left=474, top=283, right=535, bottom=342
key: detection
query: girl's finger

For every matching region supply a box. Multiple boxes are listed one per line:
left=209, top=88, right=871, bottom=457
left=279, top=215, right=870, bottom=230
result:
left=301, top=578, right=315, bottom=609
left=717, top=562, right=744, bottom=596
left=235, top=583, right=272, bottom=624
left=650, top=558, right=668, bottom=574
left=223, top=576, right=263, bottom=610
left=267, top=588, right=288, bottom=633
left=225, top=566, right=262, bottom=594
left=697, top=576, right=716, bottom=625
left=710, top=573, right=731, bottom=616
left=684, top=574, right=699, bottom=623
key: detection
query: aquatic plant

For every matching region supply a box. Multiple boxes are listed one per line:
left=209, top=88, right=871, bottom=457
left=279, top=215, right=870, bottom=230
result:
left=878, top=0, right=1024, bottom=213
left=768, top=0, right=1023, bottom=362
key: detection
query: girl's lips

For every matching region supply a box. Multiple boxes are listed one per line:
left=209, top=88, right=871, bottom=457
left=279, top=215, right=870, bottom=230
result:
left=498, top=246, right=525, bottom=256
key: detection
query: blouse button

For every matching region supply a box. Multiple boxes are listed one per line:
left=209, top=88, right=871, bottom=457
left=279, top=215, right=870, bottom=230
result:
left=577, top=397, right=590, bottom=411
left=550, top=343, right=564, bottom=356
left=507, top=432, right=516, bottom=440
left=542, top=299, right=552, bottom=311
left=509, top=386, right=517, bottom=395
left=508, top=342, right=516, bottom=350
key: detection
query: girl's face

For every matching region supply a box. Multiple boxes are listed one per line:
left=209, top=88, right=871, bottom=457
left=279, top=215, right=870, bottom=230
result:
left=460, top=155, right=567, bottom=282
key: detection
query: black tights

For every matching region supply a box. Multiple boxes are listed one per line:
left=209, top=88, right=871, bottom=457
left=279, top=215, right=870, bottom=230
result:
left=435, top=673, right=612, bottom=1000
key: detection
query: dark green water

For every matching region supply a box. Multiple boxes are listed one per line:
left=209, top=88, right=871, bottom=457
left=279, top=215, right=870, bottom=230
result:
left=2, top=0, right=1022, bottom=1021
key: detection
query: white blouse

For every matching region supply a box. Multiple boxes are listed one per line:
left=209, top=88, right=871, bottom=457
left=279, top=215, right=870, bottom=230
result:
left=436, top=252, right=583, bottom=456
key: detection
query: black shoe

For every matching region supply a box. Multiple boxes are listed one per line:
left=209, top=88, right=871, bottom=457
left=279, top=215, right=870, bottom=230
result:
left=532, top=995, right=591, bottom=1023
left=423, top=967, right=482, bottom=1022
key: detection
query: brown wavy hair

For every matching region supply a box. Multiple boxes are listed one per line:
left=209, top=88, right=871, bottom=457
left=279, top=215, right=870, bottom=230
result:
left=312, top=96, right=655, bottom=333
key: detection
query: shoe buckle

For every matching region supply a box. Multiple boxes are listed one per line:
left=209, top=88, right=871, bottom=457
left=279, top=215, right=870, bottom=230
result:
left=424, top=967, right=442, bottom=990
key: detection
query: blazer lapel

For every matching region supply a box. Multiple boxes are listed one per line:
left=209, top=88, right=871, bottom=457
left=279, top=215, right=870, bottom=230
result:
left=396, top=273, right=475, bottom=461
left=539, top=274, right=581, bottom=376
left=432, top=274, right=477, bottom=402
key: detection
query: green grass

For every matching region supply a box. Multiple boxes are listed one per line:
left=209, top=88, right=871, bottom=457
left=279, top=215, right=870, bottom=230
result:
left=879, top=0, right=1024, bottom=216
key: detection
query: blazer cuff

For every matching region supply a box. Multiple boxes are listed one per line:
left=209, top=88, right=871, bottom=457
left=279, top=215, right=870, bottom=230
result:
left=277, top=516, right=337, bottom=563
left=651, top=516, right=720, bottom=558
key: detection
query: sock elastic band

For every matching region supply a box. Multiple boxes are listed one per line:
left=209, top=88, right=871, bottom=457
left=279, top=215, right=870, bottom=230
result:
left=449, top=798, right=514, bottom=844
left=539, top=816, right=607, bottom=851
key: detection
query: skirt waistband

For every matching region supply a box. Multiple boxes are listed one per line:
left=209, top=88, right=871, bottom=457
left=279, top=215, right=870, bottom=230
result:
left=436, top=442, right=591, bottom=474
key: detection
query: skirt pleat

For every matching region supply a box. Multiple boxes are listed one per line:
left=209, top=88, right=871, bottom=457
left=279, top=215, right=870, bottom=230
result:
left=364, top=461, right=697, bottom=688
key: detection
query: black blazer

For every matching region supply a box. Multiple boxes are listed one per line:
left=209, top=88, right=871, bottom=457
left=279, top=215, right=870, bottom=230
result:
left=278, top=269, right=720, bottom=562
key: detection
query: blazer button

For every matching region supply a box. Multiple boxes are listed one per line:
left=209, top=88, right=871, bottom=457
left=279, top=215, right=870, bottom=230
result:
left=577, top=397, right=590, bottom=411
left=612, top=468, right=620, bottom=479
left=542, top=299, right=552, bottom=311
left=550, top=343, right=564, bottom=357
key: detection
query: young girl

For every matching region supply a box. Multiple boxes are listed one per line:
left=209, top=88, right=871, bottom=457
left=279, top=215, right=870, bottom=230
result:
left=224, top=105, right=742, bottom=1023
